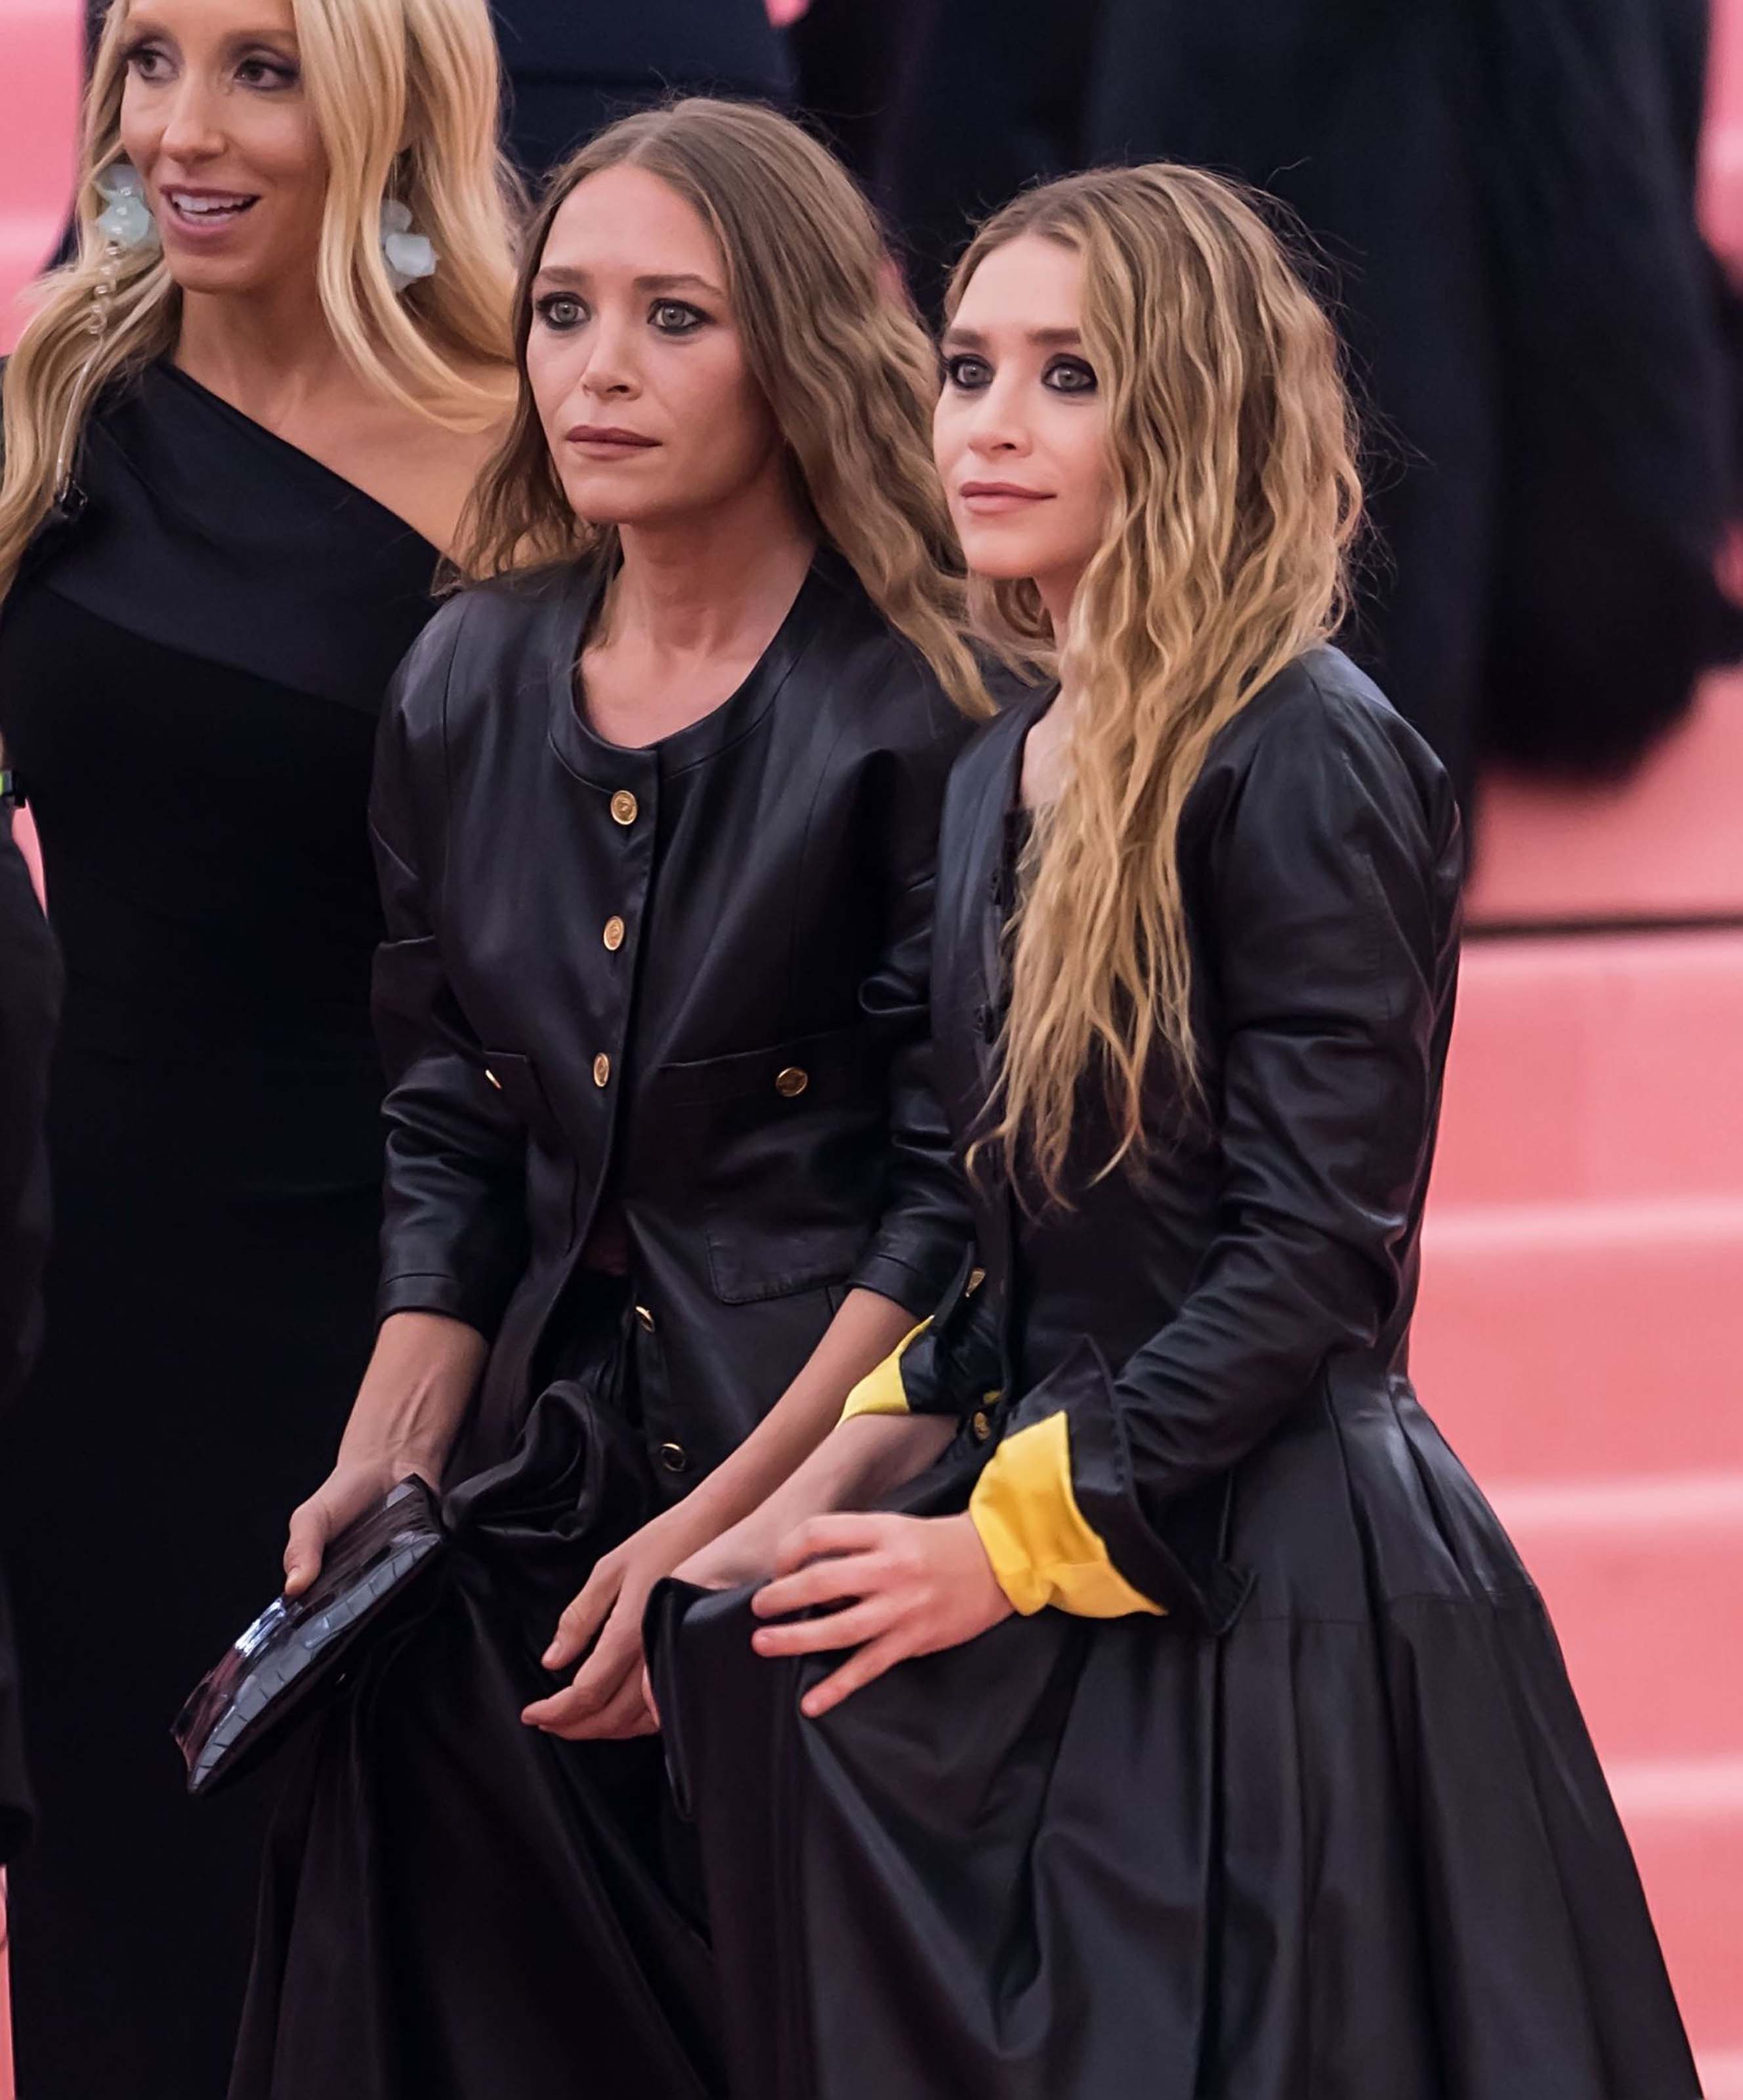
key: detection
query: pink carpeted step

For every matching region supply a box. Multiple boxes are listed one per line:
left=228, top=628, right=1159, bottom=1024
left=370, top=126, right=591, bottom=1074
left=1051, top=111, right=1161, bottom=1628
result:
left=1414, top=1196, right=1743, bottom=1482
left=1488, top=1474, right=1743, bottom=1762
left=1467, top=675, right=1743, bottom=929
left=1435, top=931, right=1743, bottom=1208
left=0, top=0, right=81, bottom=351
left=1606, top=1757, right=1743, bottom=2065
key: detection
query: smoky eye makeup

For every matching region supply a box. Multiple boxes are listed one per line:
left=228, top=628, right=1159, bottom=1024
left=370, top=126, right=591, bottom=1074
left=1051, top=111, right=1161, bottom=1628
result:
left=648, top=299, right=708, bottom=334
left=942, top=352, right=994, bottom=390
left=1043, top=355, right=1099, bottom=395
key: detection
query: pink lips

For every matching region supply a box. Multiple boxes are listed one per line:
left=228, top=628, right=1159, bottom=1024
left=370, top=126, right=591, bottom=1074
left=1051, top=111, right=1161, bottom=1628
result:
left=566, top=426, right=659, bottom=453
left=957, top=480, right=1052, bottom=514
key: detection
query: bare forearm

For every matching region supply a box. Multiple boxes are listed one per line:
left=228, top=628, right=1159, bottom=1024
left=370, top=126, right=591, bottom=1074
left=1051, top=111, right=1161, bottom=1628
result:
left=677, top=1288, right=921, bottom=1536
left=335, top=1309, right=488, bottom=1475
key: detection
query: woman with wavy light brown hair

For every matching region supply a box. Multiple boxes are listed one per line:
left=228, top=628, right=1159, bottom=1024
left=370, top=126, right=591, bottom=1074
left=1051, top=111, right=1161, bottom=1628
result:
left=0, top=1, right=514, bottom=2093
left=654, top=164, right=1700, bottom=2100
left=232, top=97, right=985, bottom=2100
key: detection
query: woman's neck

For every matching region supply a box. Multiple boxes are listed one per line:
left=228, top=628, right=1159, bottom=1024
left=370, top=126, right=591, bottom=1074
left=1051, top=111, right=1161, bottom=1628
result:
left=172, top=279, right=354, bottom=426
left=607, top=471, right=817, bottom=662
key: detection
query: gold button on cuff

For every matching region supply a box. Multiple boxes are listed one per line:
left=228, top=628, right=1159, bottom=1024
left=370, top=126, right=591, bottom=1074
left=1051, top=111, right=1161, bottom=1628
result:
left=634, top=1304, right=656, bottom=1333
left=602, top=915, right=625, bottom=952
left=774, top=1066, right=808, bottom=1098
left=484, top=1068, right=503, bottom=1091
left=971, top=1410, right=994, bottom=1443
left=658, top=1441, right=689, bottom=1473
left=593, top=1053, right=611, bottom=1088
left=610, top=789, right=639, bottom=826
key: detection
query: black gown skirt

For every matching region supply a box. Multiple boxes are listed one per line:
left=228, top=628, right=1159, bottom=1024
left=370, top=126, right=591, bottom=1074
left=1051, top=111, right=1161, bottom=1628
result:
left=0, top=362, right=440, bottom=2099
left=231, top=1277, right=721, bottom=2100
left=651, top=1375, right=1700, bottom=2100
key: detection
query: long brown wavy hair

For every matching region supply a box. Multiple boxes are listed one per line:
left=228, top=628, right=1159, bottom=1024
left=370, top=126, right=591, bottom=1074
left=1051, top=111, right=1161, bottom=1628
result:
left=456, top=96, right=988, bottom=717
left=956, top=164, right=1364, bottom=1198
left=0, top=0, right=518, bottom=604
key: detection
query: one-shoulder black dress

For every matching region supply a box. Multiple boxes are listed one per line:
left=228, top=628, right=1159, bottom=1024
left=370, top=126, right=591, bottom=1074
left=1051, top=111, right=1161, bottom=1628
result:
left=0, top=361, right=439, bottom=2100
left=653, top=649, right=1699, bottom=2100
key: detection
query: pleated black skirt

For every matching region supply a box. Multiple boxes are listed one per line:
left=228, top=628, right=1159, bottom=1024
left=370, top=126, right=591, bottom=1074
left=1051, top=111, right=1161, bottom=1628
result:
left=652, top=1374, right=1700, bottom=2100
left=230, top=1279, right=721, bottom=2100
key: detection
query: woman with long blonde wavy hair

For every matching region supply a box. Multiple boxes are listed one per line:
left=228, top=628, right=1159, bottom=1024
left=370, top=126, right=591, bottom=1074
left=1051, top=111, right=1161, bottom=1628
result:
left=230, top=97, right=986, bottom=2100
left=654, top=165, right=1699, bottom=2100
left=0, top=1, right=514, bottom=2092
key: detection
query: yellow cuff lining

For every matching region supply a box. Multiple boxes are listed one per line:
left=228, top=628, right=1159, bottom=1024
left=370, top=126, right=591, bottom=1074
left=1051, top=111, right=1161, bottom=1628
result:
left=969, top=1411, right=1165, bottom=1619
left=840, top=1318, right=931, bottom=1421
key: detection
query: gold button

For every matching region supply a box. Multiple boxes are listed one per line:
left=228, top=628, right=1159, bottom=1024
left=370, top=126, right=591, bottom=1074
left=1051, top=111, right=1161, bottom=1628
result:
left=593, top=1053, right=610, bottom=1087
left=602, top=915, right=625, bottom=951
left=635, top=1304, right=656, bottom=1332
left=971, top=1410, right=993, bottom=1443
left=774, top=1066, right=808, bottom=1098
left=610, top=789, right=638, bottom=826
left=658, top=1441, right=689, bottom=1473
left=484, top=1068, right=503, bottom=1091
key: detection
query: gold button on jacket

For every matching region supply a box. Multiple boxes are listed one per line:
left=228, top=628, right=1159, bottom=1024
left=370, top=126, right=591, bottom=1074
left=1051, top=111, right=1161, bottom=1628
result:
left=593, top=1053, right=610, bottom=1087
left=774, top=1066, right=808, bottom=1098
left=610, top=789, right=638, bottom=826
left=602, top=915, right=625, bottom=951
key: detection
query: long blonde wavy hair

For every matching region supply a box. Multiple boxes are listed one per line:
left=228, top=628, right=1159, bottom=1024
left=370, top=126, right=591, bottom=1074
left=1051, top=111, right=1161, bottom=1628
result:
left=957, top=165, right=1363, bottom=1198
left=0, top=0, right=519, bottom=602
left=457, top=97, right=988, bottom=718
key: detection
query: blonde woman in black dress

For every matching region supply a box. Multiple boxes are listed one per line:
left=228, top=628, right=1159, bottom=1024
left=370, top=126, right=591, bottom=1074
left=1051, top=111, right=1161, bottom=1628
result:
left=0, top=0, right=514, bottom=2089
left=656, top=165, right=1698, bottom=2100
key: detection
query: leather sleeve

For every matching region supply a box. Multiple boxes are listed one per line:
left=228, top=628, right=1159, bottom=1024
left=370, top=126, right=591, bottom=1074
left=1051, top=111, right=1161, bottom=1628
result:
left=369, top=619, right=530, bottom=1338
left=845, top=705, right=977, bottom=1316
left=982, top=678, right=1460, bottom=1618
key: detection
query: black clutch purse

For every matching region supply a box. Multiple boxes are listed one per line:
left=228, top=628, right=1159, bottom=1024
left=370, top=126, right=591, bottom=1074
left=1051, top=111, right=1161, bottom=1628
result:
left=173, top=1475, right=446, bottom=1798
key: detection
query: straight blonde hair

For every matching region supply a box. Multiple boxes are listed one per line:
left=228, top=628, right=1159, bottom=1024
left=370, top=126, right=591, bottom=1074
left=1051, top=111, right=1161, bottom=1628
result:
left=956, top=165, right=1363, bottom=1199
left=457, top=97, right=989, bottom=719
left=0, top=0, right=520, bottom=601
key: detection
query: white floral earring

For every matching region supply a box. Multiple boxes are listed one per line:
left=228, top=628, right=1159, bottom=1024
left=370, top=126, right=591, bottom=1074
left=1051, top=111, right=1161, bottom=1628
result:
left=93, top=162, right=159, bottom=252
left=379, top=200, right=437, bottom=293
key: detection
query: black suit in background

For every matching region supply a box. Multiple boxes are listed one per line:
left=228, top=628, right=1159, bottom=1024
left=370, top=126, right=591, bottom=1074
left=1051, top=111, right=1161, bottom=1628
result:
left=491, top=0, right=793, bottom=182
left=1086, top=0, right=1743, bottom=812
left=0, top=812, right=60, bottom=1868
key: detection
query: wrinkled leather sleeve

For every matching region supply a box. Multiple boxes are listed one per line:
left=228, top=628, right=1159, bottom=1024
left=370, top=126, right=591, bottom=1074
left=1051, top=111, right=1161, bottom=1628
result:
left=369, top=614, right=530, bottom=1337
left=1009, top=677, right=1460, bottom=1608
left=845, top=717, right=977, bottom=1316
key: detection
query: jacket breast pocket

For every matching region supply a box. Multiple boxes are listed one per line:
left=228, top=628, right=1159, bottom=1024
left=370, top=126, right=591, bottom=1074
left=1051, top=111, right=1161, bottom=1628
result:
left=658, top=1024, right=887, bottom=1306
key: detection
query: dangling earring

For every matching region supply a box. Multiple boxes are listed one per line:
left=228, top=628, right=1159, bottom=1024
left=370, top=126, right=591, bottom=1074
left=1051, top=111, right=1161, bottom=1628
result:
left=379, top=200, right=437, bottom=294
left=53, top=164, right=159, bottom=517
left=93, top=161, right=159, bottom=253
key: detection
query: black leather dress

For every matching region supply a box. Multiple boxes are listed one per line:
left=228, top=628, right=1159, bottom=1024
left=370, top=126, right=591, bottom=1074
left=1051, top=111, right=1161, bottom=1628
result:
left=232, top=551, right=973, bottom=2099
left=653, top=648, right=1700, bottom=2099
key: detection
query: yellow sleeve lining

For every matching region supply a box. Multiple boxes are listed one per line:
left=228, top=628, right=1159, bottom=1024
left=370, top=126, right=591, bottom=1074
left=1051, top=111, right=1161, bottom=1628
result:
left=969, top=1411, right=1166, bottom=1619
left=840, top=1319, right=931, bottom=1421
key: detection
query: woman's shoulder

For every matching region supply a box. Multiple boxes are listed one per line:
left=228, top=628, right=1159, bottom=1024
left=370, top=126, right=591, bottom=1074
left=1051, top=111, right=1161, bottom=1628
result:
left=385, top=562, right=594, bottom=732
left=1196, top=645, right=1458, bottom=842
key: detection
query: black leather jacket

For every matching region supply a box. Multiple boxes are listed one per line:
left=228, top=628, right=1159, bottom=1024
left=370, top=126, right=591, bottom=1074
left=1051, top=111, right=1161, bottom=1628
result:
left=900, top=646, right=1465, bottom=1623
left=369, top=553, right=974, bottom=1489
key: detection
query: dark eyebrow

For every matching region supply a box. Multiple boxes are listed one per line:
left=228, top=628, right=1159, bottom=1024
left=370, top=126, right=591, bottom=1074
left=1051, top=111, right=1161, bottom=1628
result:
left=530, top=266, right=725, bottom=299
left=938, top=324, right=1084, bottom=351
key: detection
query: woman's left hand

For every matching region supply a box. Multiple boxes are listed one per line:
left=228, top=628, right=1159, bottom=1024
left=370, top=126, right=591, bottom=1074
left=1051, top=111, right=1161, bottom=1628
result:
left=522, top=1502, right=709, bottom=1741
left=749, top=1511, right=1014, bottom=1719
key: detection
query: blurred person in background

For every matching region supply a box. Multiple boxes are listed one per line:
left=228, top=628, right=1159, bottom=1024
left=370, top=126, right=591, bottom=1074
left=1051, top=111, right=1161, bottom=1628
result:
left=492, top=0, right=800, bottom=182
left=0, top=0, right=516, bottom=2088
left=0, top=804, right=60, bottom=1880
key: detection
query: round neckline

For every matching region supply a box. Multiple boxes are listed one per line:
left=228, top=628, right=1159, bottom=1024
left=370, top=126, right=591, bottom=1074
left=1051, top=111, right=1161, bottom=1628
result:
left=543, top=551, right=841, bottom=786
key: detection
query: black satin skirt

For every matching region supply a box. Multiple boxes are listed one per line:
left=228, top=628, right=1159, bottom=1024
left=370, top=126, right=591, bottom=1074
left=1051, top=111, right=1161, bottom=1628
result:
left=230, top=1278, right=721, bottom=2100
left=650, top=1375, right=1700, bottom=2100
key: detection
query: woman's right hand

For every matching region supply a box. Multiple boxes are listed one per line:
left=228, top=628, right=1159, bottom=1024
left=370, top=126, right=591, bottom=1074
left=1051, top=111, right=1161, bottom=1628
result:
left=281, top=1310, right=486, bottom=1597
left=283, top=1452, right=435, bottom=1598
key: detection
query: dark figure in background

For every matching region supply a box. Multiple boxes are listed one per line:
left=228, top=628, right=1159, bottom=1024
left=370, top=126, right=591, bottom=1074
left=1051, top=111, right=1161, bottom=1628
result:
left=494, top=0, right=793, bottom=182
left=1085, top=0, right=1743, bottom=811
left=0, top=810, right=60, bottom=1872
